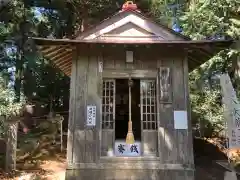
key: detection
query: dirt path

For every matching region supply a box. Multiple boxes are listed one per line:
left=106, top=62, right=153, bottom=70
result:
left=38, top=160, right=66, bottom=180
left=0, top=158, right=66, bottom=180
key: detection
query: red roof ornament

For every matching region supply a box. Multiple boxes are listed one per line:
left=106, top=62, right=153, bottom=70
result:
left=122, top=1, right=138, bottom=11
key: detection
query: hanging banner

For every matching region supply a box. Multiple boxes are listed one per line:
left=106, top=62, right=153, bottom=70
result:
left=220, top=74, right=240, bottom=148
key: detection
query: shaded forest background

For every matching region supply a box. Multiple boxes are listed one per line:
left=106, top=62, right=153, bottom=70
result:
left=0, top=0, right=239, bottom=139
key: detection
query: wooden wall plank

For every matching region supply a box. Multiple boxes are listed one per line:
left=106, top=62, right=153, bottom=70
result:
left=142, top=131, right=158, bottom=156
left=157, top=59, right=178, bottom=164
left=113, top=49, right=125, bottom=69
left=103, top=48, right=159, bottom=70
left=156, top=63, right=161, bottom=159
left=157, top=55, right=193, bottom=168
left=172, top=58, right=190, bottom=165
left=98, top=53, right=103, bottom=161
left=72, top=130, right=85, bottom=163
left=172, top=58, right=185, bottom=109
left=134, top=49, right=144, bottom=69
left=74, top=55, right=88, bottom=130
left=159, top=103, right=177, bottom=163
left=102, top=51, right=115, bottom=69
left=67, top=52, right=77, bottom=165
left=101, top=130, right=114, bottom=156
left=72, top=52, right=89, bottom=164
left=184, top=56, right=195, bottom=166
left=85, top=52, right=101, bottom=163
left=69, top=46, right=102, bottom=164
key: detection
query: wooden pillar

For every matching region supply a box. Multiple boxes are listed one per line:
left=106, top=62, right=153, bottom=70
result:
left=66, top=46, right=101, bottom=169
left=172, top=57, right=194, bottom=166
left=157, top=56, right=194, bottom=180
left=183, top=56, right=195, bottom=167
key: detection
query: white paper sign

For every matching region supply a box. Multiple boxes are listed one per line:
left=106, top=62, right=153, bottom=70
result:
left=115, top=140, right=141, bottom=157
left=174, top=111, right=188, bottom=129
left=86, top=105, right=96, bottom=126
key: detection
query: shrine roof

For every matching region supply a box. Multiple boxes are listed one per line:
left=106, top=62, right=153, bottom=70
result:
left=32, top=7, right=235, bottom=76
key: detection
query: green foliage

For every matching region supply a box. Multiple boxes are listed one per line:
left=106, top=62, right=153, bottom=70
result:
left=0, top=75, right=25, bottom=137
left=147, top=0, right=187, bottom=26
left=190, top=69, right=224, bottom=137
left=0, top=77, right=24, bottom=117
left=1, top=0, right=71, bottom=114
left=0, top=0, right=239, bottom=139
left=180, top=0, right=240, bottom=39
left=178, top=0, right=239, bottom=137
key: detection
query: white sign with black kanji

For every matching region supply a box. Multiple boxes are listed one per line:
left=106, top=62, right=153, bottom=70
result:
left=115, top=141, right=141, bottom=157
left=233, top=106, right=240, bottom=128
left=229, top=105, right=240, bottom=148
left=86, top=105, right=96, bottom=126
left=229, top=128, right=240, bottom=147
left=220, top=74, right=240, bottom=148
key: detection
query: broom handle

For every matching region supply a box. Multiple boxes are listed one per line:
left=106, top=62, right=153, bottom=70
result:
left=129, top=80, right=131, bottom=122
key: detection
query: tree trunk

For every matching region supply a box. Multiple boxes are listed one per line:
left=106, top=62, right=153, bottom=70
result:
left=14, top=51, right=23, bottom=102
left=5, top=120, right=18, bottom=172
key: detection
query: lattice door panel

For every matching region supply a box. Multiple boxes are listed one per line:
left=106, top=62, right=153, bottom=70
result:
left=140, top=80, right=158, bottom=156
left=102, top=79, right=115, bottom=129
left=140, top=80, right=157, bottom=130
left=101, top=79, right=115, bottom=156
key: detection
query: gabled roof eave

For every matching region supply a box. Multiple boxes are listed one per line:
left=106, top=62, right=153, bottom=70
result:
left=75, top=10, right=189, bottom=41
left=32, top=36, right=234, bottom=76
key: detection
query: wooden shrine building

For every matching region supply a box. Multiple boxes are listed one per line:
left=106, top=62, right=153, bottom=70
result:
left=33, top=2, right=234, bottom=180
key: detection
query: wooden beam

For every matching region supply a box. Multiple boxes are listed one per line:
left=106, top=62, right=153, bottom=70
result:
left=188, top=57, right=201, bottom=68
left=64, top=69, right=71, bottom=75
left=192, top=46, right=214, bottom=59
left=62, top=68, right=71, bottom=76
left=41, top=46, right=59, bottom=54
left=53, top=53, right=72, bottom=64
left=57, top=59, right=72, bottom=69
left=65, top=71, right=71, bottom=76
left=44, top=45, right=72, bottom=57
left=61, top=63, right=72, bottom=72
left=33, top=37, right=234, bottom=45
left=103, top=69, right=157, bottom=78
left=48, top=51, right=71, bottom=61
left=187, top=54, right=203, bottom=64
left=55, top=57, right=72, bottom=67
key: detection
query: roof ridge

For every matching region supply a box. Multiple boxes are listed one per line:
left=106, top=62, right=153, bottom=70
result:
left=72, top=9, right=190, bottom=40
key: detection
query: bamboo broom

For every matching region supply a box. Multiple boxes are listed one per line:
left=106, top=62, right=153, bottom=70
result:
left=126, top=78, right=135, bottom=144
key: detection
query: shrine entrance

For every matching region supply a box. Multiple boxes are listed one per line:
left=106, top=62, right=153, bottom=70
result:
left=115, top=79, right=141, bottom=141
left=101, top=78, right=157, bottom=157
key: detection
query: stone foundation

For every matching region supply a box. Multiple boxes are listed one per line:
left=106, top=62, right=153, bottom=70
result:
left=65, top=169, right=194, bottom=180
